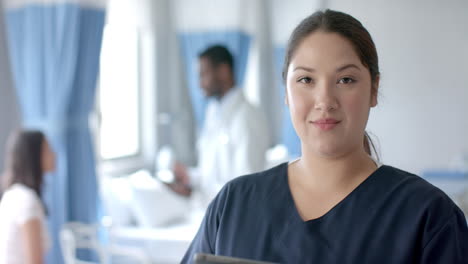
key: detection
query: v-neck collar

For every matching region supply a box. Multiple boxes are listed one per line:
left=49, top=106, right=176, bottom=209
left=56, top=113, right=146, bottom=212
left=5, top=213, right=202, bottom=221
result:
left=280, top=162, right=387, bottom=225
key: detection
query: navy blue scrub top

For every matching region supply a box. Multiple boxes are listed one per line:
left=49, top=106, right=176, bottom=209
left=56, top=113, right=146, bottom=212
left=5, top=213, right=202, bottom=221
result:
left=182, top=163, right=468, bottom=263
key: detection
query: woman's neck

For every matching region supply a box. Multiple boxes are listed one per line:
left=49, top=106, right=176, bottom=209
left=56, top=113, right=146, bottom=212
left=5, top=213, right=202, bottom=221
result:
left=293, top=147, right=377, bottom=193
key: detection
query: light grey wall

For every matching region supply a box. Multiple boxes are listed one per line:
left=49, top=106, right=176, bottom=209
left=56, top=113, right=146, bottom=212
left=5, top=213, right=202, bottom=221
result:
left=0, top=4, right=21, bottom=172
left=326, top=0, right=468, bottom=174
left=159, top=0, right=196, bottom=166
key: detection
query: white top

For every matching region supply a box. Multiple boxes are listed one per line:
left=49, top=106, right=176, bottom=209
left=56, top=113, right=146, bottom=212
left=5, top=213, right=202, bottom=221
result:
left=194, top=87, right=271, bottom=206
left=0, top=183, right=51, bottom=264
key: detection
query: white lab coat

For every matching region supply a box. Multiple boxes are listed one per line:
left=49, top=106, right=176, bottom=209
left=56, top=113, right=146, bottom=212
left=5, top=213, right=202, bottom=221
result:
left=193, top=87, right=271, bottom=206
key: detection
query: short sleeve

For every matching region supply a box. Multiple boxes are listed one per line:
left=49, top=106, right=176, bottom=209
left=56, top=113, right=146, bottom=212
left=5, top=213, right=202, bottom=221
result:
left=181, top=184, right=229, bottom=263
left=420, top=207, right=468, bottom=263
left=14, top=187, right=43, bottom=225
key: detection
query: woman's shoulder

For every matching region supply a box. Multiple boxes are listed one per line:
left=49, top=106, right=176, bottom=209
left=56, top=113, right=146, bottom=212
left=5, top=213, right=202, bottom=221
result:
left=211, top=163, right=289, bottom=206
left=377, top=165, right=463, bottom=221
left=3, top=183, right=34, bottom=198
left=4, top=183, right=40, bottom=201
left=204, top=163, right=290, bottom=225
left=381, top=165, right=468, bottom=253
left=379, top=165, right=453, bottom=200
left=226, top=162, right=288, bottom=191
left=1, top=184, right=42, bottom=215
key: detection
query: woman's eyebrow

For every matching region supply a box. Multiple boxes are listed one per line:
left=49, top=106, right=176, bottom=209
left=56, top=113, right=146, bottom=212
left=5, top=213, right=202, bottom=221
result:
left=293, top=64, right=361, bottom=73
left=337, top=63, right=361, bottom=72
left=293, top=66, right=315, bottom=72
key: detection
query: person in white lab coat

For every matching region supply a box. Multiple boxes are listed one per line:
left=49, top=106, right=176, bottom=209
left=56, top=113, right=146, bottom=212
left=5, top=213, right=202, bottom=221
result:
left=170, top=45, right=271, bottom=206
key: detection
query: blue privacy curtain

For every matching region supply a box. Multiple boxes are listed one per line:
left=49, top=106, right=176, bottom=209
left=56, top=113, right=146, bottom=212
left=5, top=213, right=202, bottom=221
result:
left=4, top=1, right=105, bottom=263
left=179, top=32, right=251, bottom=129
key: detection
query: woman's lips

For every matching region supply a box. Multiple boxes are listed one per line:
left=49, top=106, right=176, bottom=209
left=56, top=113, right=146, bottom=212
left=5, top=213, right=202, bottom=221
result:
left=310, top=118, right=341, bottom=131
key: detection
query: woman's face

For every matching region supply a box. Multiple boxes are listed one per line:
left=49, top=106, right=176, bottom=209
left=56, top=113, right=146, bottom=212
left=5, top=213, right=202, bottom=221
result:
left=41, top=139, right=56, bottom=173
left=286, top=31, right=378, bottom=158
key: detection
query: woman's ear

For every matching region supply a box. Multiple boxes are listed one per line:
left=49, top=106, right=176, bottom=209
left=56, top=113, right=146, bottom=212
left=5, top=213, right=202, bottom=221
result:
left=370, top=75, right=380, bottom=107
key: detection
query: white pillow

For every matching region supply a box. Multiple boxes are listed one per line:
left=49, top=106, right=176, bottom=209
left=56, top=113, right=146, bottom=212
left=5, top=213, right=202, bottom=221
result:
left=128, top=170, right=189, bottom=227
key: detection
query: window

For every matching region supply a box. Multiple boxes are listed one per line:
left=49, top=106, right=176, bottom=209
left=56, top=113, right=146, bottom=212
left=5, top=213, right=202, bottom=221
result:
left=98, top=25, right=141, bottom=160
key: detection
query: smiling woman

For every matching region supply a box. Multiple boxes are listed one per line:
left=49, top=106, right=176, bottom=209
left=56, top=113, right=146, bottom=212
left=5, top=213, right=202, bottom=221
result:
left=284, top=21, right=379, bottom=160
left=181, top=9, right=468, bottom=264
left=285, top=32, right=377, bottom=159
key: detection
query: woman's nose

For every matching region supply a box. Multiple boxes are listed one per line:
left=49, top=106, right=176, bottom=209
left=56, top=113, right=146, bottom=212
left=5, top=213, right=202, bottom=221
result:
left=314, top=81, right=338, bottom=111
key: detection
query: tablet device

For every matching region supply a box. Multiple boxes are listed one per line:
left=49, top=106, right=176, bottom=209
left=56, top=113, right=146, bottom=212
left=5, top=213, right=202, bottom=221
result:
left=194, top=253, right=278, bottom=264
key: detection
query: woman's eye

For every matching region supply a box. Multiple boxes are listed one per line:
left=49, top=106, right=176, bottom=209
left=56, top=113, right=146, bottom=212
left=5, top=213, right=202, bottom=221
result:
left=298, top=77, right=312, bottom=84
left=338, top=77, right=355, bottom=84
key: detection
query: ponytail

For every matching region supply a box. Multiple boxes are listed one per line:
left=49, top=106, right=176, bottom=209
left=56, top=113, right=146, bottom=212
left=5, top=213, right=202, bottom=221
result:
left=364, top=131, right=379, bottom=161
